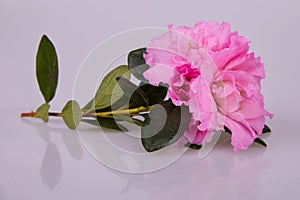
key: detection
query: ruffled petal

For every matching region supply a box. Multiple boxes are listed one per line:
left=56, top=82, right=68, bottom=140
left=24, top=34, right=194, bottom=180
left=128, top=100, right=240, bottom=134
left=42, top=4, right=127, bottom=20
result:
left=225, top=113, right=257, bottom=151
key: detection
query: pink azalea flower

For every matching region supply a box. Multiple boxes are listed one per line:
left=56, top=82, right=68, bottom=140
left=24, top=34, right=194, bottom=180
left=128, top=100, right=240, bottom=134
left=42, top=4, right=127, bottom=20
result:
left=144, top=21, right=273, bottom=151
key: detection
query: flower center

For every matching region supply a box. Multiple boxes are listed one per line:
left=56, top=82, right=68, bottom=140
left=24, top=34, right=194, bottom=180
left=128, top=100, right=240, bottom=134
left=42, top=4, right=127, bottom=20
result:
left=175, top=64, right=200, bottom=82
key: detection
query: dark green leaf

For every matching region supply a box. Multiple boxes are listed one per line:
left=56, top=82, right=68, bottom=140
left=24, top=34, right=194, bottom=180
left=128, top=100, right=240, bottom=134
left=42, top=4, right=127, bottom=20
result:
left=81, top=119, right=101, bottom=127
left=96, top=82, right=168, bottom=112
left=62, top=100, right=82, bottom=129
left=81, top=118, right=128, bottom=131
left=141, top=100, right=191, bottom=152
left=116, top=76, right=148, bottom=107
left=95, top=95, right=129, bottom=112
left=34, top=103, right=50, bottom=122
left=262, top=125, right=271, bottom=134
left=128, top=48, right=149, bottom=82
left=253, top=138, right=267, bottom=147
left=82, top=65, right=131, bottom=113
left=36, top=35, right=59, bottom=103
left=224, top=126, right=231, bottom=134
left=97, top=117, right=128, bottom=132
left=113, top=115, right=144, bottom=127
left=139, top=83, right=168, bottom=105
left=184, top=142, right=202, bottom=150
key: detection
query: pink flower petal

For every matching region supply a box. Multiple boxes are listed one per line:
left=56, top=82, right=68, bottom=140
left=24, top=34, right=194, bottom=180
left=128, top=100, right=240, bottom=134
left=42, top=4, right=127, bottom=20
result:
left=225, top=113, right=257, bottom=151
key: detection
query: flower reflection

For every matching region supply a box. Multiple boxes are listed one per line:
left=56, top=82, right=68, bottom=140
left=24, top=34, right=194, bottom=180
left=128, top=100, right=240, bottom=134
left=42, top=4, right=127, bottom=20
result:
left=113, top=143, right=271, bottom=200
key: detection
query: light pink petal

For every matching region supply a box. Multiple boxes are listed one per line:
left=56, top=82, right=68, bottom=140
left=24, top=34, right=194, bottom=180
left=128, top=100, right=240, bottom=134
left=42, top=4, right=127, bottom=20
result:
left=211, top=72, right=236, bottom=98
left=190, top=76, right=216, bottom=114
left=216, top=90, right=242, bottom=114
left=226, top=70, right=257, bottom=98
left=191, top=48, right=218, bottom=83
left=143, top=64, right=174, bottom=86
left=240, top=99, right=270, bottom=119
left=210, top=33, right=250, bottom=70
left=184, top=119, right=206, bottom=144
left=189, top=77, right=224, bottom=131
left=247, top=116, right=265, bottom=135
left=226, top=53, right=265, bottom=78
left=225, top=114, right=257, bottom=151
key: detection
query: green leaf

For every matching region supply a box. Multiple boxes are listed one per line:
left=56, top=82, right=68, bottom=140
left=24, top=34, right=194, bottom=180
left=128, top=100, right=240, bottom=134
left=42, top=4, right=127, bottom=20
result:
left=34, top=103, right=50, bottom=122
left=81, top=119, right=101, bottom=127
left=139, top=83, right=168, bottom=105
left=141, top=100, right=191, bottom=152
left=224, top=126, right=231, bottom=134
left=94, top=82, right=168, bottom=112
left=36, top=35, right=59, bottom=103
left=262, top=125, right=271, bottom=134
left=116, top=76, right=148, bottom=107
left=62, top=100, right=82, bottom=129
left=128, top=48, right=149, bottom=82
left=82, top=118, right=128, bottom=132
left=253, top=138, right=267, bottom=147
left=82, top=65, right=130, bottom=113
left=97, top=117, right=129, bottom=131
left=184, top=142, right=202, bottom=150
left=112, top=114, right=144, bottom=127
left=94, top=95, right=129, bottom=112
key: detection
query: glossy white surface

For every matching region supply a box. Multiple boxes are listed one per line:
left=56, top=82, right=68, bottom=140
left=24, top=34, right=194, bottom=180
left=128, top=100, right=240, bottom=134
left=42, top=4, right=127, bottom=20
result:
left=1, top=0, right=300, bottom=199
left=0, top=109, right=299, bottom=199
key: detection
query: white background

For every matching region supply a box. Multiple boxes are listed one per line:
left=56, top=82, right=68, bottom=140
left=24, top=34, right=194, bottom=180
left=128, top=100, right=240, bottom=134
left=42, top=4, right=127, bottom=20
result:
left=1, top=0, right=300, bottom=199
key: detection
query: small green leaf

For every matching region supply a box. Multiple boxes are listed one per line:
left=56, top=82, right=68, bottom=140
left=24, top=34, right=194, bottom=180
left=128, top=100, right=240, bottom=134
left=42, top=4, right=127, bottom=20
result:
left=97, top=117, right=129, bottom=131
left=116, top=76, right=148, bottom=107
left=34, top=103, right=50, bottom=122
left=81, top=119, right=101, bottom=127
left=184, top=142, right=202, bottom=150
left=139, top=83, right=168, bottom=105
left=94, top=95, right=129, bottom=112
left=36, top=35, right=59, bottom=103
left=82, top=118, right=125, bottom=131
left=262, top=125, right=271, bottom=134
left=128, top=48, right=149, bottom=82
left=82, top=65, right=130, bottom=113
left=112, top=114, right=144, bottom=127
left=97, top=117, right=128, bottom=132
left=62, top=100, right=82, bottom=129
left=254, top=138, right=267, bottom=147
left=141, top=100, right=191, bottom=152
left=82, top=118, right=128, bottom=132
